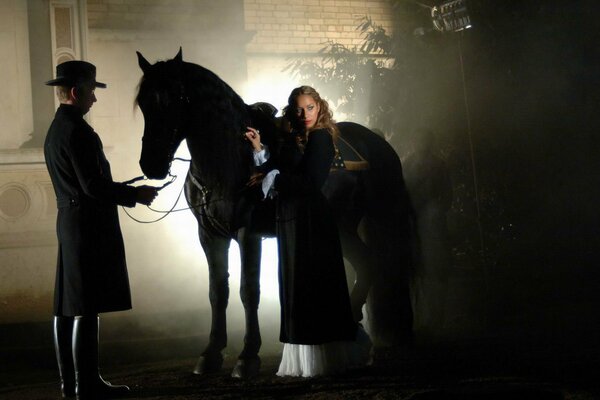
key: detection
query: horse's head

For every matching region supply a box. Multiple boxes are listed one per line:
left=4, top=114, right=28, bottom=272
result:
left=136, top=48, right=188, bottom=179
left=136, top=49, right=270, bottom=196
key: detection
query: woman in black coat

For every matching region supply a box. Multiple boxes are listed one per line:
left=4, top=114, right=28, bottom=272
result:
left=246, top=86, right=371, bottom=377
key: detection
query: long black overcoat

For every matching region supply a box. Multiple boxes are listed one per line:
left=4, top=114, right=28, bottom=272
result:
left=274, top=129, right=357, bottom=344
left=44, top=104, right=137, bottom=316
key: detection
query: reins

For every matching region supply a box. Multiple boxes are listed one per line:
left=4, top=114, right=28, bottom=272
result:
left=120, top=157, right=252, bottom=224
left=121, top=157, right=192, bottom=224
left=122, top=156, right=190, bottom=187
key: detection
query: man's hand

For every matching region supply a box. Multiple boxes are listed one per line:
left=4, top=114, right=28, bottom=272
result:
left=136, top=185, right=159, bottom=205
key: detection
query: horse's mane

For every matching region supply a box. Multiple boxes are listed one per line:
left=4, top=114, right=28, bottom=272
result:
left=138, top=59, right=254, bottom=197
left=184, top=62, right=255, bottom=197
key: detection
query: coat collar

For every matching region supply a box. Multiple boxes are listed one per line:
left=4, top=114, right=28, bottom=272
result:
left=57, top=103, right=85, bottom=119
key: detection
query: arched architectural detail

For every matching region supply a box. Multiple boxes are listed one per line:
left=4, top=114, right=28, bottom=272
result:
left=49, top=0, right=89, bottom=107
left=0, top=183, right=31, bottom=220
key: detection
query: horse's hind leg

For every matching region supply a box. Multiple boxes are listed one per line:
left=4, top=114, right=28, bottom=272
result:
left=193, top=231, right=230, bottom=375
left=339, top=224, right=375, bottom=323
left=231, top=227, right=262, bottom=379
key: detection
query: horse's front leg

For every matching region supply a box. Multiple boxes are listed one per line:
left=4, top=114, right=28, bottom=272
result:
left=231, top=227, right=262, bottom=379
left=193, top=229, right=230, bottom=375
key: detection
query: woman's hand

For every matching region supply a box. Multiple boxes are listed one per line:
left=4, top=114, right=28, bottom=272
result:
left=245, top=127, right=263, bottom=152
left=247, top=172, right=265, bottom=187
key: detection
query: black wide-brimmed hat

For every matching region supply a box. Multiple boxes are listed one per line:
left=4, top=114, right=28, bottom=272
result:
left=45, top=60, right=107, bottom=88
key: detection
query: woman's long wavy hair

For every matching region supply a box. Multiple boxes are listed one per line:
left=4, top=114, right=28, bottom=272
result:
left=283, top=85, right=340, bottom=142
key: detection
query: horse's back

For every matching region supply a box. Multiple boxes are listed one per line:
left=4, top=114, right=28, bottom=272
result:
left=337, top=122, right=400, bottom=167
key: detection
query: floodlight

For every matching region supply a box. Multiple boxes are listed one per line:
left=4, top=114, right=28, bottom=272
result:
left=432, top=0, right=472, bottom=33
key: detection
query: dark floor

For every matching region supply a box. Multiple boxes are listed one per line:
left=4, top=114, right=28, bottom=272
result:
left=2, top=333, right=600, bottom=400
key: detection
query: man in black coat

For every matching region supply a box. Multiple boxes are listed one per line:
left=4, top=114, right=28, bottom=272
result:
left=44, top=60, right=158, bottom=399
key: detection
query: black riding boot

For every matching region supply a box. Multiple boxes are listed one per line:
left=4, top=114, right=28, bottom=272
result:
left=54, top=316, right=76, bottom=398
left=73, top=316, right=129, bottom=399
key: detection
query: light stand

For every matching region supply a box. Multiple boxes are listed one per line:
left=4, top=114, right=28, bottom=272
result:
left=431, top=0, right=489, bottom=329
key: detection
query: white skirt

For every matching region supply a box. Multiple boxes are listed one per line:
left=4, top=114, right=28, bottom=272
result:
left=276, top=325, right=372, bottom=377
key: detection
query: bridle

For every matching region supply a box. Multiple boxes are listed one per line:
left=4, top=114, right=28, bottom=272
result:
left=144, top=80, right=189, bottom=163
left=123, top=76, right=264, bottom=225
left=129, top=77, right=190, bottom=181
left=122, top=78, right=192, bottom=223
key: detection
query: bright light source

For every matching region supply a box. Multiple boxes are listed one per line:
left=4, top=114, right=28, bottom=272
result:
left=242, top=77, right=294, bottom=113
left=258, top=238, right=280, bottom=299
left=241, top=59, right=301, bottom=112
left=227, top=238, right=280, bottom=303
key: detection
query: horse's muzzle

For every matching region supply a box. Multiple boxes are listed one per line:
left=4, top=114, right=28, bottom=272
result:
left=139, top=155, right=170, bottom=180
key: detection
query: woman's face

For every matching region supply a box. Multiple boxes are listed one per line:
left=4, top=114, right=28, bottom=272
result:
left=295, top=94, right=320, bottom=129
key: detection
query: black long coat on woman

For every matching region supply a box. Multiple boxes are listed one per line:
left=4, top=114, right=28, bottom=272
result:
left=44, top=104, right=137, bottom=316
left=273, top=129, right=357, bottom=344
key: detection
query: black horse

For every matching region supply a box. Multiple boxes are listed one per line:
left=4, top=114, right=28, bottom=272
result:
left=135, top=49, right=414, bottom=378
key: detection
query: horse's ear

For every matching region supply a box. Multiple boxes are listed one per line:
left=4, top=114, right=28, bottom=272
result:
left=137, top=51, right=151, bottom=73
left=174, top=47, right=183, bottom=63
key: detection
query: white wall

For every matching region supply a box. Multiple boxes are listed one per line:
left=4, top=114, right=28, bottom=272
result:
left=0, top=0, right=34, bottom=149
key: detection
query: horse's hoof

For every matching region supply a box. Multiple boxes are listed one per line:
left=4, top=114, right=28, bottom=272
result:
left=231, top=357, right=261, bottom=379
left=193, top=353, right=223, bottom=375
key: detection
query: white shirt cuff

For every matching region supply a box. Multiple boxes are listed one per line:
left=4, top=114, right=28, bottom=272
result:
left=262, top=169, right=279, bottom=198
left=253, top=145, right=270, bottom=166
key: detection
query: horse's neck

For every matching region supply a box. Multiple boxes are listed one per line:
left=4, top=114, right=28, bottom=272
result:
left=180, top=65, right=253, bottom=195
left=185, top=126, right=252, bottom=196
